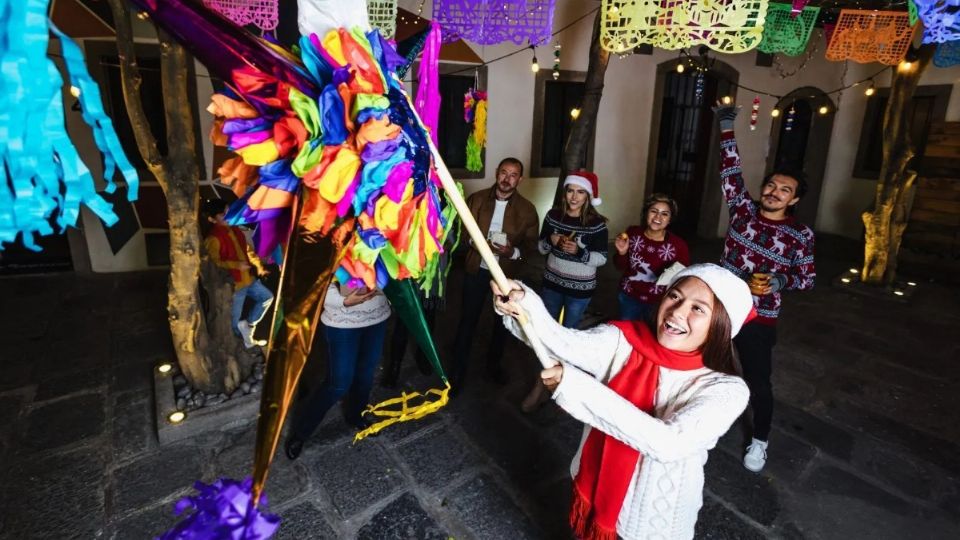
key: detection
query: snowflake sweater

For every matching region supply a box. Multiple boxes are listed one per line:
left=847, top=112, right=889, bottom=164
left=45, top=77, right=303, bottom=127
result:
left=719, top=130, right=816, bottom=324
left=538, top=209, right=609, bottom=298
left=498, top=284, right=749, bottom=540
left=615, top=228, right=690, bottom=304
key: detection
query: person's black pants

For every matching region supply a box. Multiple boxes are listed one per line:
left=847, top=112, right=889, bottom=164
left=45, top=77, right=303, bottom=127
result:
left=450, top=268, right=508, bottom=386
left=734, top=321, right=777, bottom=441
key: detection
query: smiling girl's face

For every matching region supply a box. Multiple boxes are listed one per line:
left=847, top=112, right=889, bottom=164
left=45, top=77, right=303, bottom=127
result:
left=656, top=277, right=715, bottom=352
left=645, top=201, right=672, bottom=232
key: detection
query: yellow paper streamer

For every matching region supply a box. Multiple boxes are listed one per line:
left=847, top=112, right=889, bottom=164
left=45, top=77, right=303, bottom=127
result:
left=600, top=0, right=769, bottom=53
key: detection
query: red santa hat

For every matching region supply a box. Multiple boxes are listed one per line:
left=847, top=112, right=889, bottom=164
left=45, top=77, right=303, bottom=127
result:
left=563, top=170, right=602, bottom=206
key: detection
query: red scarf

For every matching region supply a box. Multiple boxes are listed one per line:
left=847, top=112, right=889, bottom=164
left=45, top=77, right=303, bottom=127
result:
left=209, top=224, right=249, bottom=284
left=569, top=320, right=704, bottom=540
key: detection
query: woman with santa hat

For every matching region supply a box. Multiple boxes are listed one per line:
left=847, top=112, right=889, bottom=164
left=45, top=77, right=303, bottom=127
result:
left=493, top=263, right=753, bottom=540
left=521, top=170, right=609, bottom=412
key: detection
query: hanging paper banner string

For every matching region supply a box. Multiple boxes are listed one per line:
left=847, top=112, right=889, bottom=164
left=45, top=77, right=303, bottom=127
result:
left=202, top=0, right=279, bottom=31
left=908, top=0, right=919, bottom=27
left=367, top=0, right=398, bottom=39
left=914, top=0, right=960, bottom=44
left=463, top=89, right=488, bottom=172
left=758, top=2, right=820, bottom=57
left=600, top=0, right=769, bottom=53
left=934, top=40, right=960, bottom=67
left=825, top=10, right=917, bottom=65
left=1, top=1, right=138, bottom=252
left=434, top=0, right=558, bottom=45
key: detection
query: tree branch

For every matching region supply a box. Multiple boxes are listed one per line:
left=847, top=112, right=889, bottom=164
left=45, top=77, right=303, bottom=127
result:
left=105, top=0, right=166, bottom=184
left=157, top=29, right=199, bottom=176
left=554, top=10, right=610, bottom=205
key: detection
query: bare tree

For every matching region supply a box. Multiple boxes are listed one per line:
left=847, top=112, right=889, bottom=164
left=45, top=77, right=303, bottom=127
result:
left=106, top=0, right=258, bottom=393
left=861, top=45, right=935, bottom=286
left=554, top=10, right=609, bottom=204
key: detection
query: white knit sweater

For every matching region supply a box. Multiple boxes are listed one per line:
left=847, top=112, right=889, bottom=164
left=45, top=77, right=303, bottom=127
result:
left=320, top=284, right=391, bottom=329
left=501, top=284, right=749, bottom=540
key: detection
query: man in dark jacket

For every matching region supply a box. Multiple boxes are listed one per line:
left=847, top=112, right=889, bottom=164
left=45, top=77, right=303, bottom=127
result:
left=451, top=157, right=539, bottom=393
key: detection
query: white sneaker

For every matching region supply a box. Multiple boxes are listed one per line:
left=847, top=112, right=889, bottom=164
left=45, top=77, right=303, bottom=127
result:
left=743, top=438, right=768, bottom=472
left=237, top=321, right=256, bottom=349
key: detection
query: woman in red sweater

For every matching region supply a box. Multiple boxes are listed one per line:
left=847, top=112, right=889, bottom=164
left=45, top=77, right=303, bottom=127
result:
left=614, top=193, right=690, bottom=321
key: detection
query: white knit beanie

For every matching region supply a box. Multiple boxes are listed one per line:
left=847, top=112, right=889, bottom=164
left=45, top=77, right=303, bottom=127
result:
left=663, top=263, right=755, bottom=338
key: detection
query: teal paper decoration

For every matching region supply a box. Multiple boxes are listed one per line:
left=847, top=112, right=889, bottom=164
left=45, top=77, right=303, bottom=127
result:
left=758, top=2, right=821, bottom=56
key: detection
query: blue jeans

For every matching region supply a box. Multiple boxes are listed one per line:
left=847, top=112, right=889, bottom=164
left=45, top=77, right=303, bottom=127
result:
left=618, top=291, right=655, bottom=322
left=292, top=320, right=388, bottom=439
left=231, top=279, right=274, bottom=331
left=541, top=288, right=591, bottom=329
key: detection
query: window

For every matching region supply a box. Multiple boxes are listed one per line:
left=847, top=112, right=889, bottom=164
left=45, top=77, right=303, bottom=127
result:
left=853, top=85, right=952, bottom=179
left=531, top=70, right=592, bottom=178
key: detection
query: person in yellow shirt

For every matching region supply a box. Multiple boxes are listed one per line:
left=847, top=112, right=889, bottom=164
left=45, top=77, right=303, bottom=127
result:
left=202, top=199, right=274, bottom=348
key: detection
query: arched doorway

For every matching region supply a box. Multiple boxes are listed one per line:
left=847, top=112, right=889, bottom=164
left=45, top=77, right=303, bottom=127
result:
left=646, top=57, right=739, bottom=237
left=766, top=88, right=835, bottom=228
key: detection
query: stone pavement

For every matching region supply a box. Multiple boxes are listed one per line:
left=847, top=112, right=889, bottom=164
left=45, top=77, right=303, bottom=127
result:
left=1, top=234, right=959, bottom=539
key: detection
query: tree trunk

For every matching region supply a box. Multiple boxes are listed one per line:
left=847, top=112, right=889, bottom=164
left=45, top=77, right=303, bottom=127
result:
left=554, top=10, right=610, bottom=205
left=861, top=45, right=934, bottom=286
left=107, top=0, right=258, bottom=394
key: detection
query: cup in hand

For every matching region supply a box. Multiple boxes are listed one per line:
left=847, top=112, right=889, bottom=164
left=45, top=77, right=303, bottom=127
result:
left=748, top=273, right=771, bottom=295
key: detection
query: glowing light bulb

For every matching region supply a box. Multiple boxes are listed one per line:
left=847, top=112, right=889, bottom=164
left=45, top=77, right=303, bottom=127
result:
left=531, top=57, right=540, bottom=73
left=865, top=86, right=875, bottom=96
left=157, top=363, right=173, bottom=374
left=898, top=60, right=913, bottom=72
left=721, top=96, right=732, bottom=105
left=168, top=411, right=186, bottom=424
left=818, top=105, right=829, bottom=115
left=849, top=268, right=859, bottom=274
left=893, top=290, right=905, bottom=296
left=841, top=277, right=851, bottom=284
left=676, top=63, right=685, bottom=73
left=771, top=108, right=781, bottom=118
left=907, top=281, right=917, bottom=287
left=570, top=108, right=581, bottom=119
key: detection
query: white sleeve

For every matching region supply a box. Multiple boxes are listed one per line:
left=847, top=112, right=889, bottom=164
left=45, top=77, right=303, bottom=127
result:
left=498, top=282, right=632, bottom=380
left=552, top=366, right=750, bottom=462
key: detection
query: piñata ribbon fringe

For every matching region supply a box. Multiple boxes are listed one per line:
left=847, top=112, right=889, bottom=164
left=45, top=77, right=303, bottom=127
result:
left=353, top=382, right=450, bottom=442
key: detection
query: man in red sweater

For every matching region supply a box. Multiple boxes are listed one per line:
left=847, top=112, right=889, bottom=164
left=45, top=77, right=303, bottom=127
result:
left=714, top=104, right=816, bottom=473
left=202, top=199, right=274, bottom=349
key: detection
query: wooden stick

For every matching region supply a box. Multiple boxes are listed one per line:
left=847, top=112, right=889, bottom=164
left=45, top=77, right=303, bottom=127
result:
left=404, top=91, right=557, bottom=369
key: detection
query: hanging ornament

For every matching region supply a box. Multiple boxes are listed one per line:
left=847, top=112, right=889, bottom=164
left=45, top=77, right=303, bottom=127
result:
left=913, top=0, right=960, bottom=44
left=934, top=40, right=960, bottom=67
left=785, top=105, right=796, bottom=131
left=600, top=0, right=770, bottom=53
left=464, top=89, right=488, bottom=172
left=750, top=96, right=760, bottom=131
left=202, top=0, right=278, bottom=31
left=552, top=42, right=561, bottom=80
left=790, top=0, right=809, bottom=18
left=367, top=0, right=398, bottom=39
left=825, top=10, right=916, bottom=65
left=434, top=0, right=557, bottom=45
left=694, top=71, right=705, bottom=104
left=758, top=2, right=820, bottom=57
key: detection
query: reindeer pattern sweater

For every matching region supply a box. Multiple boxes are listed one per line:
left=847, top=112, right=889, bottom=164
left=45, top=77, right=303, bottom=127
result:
left=498, top=284, right=749, bottom=540
left=719, top=130, right=815, bottom=323
left=615, top=228, right=690, bottom=304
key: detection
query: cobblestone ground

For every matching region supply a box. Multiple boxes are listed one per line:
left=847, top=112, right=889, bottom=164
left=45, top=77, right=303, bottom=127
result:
left=1, top=235, right=958, bottom=539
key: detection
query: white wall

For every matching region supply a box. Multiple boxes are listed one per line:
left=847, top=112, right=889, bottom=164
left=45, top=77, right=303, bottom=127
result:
left=402, top=0, right=960, bottom=240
